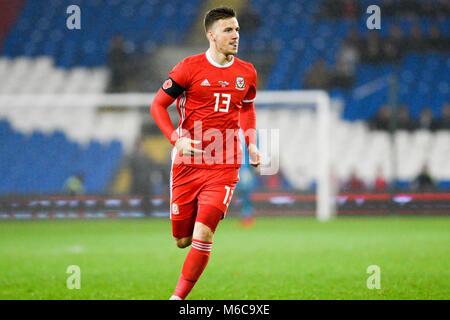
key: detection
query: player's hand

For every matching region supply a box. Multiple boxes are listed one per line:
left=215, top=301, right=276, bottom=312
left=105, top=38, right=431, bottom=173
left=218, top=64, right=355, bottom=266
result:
left=175, top=137, right=205, bottom=156
left=248, top=143, right=260, bottom=167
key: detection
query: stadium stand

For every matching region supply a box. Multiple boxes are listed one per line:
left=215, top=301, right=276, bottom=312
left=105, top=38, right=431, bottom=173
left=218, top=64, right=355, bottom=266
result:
left=0, top=0, right=448, bottom=195
left=2, top=0, right=201, bottom=67
left=241, top=0, right=449, bottom=191
left=0, top=0, right=201, bottom=194
left=0, top=119, right=122, bottom=194
left=257, top=108, right=450, bottom=190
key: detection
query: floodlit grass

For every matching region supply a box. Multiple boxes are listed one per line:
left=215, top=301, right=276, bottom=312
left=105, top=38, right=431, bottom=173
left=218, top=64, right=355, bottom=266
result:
left=0, top=216, right=448, bottom=299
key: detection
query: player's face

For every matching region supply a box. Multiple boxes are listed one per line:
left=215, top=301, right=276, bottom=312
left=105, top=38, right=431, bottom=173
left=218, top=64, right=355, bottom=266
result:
left=210, top=17, right=240, bottom=55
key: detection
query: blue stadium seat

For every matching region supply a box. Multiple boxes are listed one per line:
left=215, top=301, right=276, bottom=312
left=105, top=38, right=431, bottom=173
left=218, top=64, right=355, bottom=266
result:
left=2, top=0, right=201, bottom=67
left=0, top=119, right=123, bottom=194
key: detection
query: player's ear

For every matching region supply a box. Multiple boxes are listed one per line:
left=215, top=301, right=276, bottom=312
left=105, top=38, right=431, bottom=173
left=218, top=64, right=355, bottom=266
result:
left=206, top=30, right=215, bottom=42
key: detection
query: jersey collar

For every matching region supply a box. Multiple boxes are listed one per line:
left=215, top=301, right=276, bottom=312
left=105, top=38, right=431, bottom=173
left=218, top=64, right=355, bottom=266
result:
left=205, top=49, right=234, bottom=68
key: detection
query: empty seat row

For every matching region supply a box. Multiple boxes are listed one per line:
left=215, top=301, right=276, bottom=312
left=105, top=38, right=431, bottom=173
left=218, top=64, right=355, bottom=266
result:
left=257, top=109, right=450, bottom=190
left=0, top=57, right=108, bottom=94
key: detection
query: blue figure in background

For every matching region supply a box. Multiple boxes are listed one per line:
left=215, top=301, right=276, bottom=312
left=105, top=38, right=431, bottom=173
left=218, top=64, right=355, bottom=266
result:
left=237, top=129, right=258, bottom=227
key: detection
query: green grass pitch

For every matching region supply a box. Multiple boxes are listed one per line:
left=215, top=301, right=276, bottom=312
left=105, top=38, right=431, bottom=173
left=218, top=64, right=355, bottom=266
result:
left=0, top=216, right=448, bottom=300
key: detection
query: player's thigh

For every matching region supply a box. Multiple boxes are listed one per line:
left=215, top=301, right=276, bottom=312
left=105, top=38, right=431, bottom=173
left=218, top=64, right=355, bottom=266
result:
left=171, top=200, right=197, bottom=240
left=197, top=168, right=239, bottom=217
left=170, top=165, right=203, bottom=239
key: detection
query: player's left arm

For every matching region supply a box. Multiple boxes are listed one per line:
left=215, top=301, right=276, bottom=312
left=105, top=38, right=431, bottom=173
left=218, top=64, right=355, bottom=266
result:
left=240, top=101, right=260, bottom=167
left=240, top=68, right=260, bottom=167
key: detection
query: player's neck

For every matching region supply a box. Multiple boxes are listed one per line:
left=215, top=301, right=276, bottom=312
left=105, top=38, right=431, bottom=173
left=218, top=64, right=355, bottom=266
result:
left=207, top=47, right=233, bottom=66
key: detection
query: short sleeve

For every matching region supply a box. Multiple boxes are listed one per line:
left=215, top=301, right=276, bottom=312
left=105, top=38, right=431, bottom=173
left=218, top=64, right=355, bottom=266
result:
left=242, top=67, right=257, bottom=104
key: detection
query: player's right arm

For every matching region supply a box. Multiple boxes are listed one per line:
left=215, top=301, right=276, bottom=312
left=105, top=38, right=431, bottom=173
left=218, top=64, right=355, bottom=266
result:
left=150, top=77, right=204, bottom=156
left=150, top=87, right=179, bottom=145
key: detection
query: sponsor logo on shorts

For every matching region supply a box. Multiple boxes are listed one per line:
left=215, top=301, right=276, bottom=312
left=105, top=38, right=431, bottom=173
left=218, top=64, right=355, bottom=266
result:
left=172, top=203, right=179, bottom=215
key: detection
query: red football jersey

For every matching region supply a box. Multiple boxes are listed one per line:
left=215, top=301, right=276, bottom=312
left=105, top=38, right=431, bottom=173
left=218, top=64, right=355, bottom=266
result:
left=166, top=49, right=257, bottom=169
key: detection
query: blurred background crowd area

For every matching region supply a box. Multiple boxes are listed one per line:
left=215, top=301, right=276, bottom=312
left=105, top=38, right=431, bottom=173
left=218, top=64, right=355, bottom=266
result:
left=0, top=0, right=449, bottom=199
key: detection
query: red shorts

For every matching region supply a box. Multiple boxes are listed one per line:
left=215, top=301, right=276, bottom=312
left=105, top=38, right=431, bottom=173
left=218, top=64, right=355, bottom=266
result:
left=170, top=163, right=239, bottom=238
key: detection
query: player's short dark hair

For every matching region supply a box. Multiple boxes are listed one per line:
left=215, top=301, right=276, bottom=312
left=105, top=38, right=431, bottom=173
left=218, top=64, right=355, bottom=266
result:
left=204, top=7, right=236, bottom=32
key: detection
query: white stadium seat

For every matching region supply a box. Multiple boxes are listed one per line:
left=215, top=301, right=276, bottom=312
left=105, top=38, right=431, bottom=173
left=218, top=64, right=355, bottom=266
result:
left=256, top=109, right=450, bottom=189
left=0, top=56, right=142, bottom=153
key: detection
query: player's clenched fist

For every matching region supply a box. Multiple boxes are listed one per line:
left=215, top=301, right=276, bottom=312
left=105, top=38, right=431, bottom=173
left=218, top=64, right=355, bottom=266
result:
left=175, top=137, right=205, bottom=156
left=248, top=143, right=260, bottom=167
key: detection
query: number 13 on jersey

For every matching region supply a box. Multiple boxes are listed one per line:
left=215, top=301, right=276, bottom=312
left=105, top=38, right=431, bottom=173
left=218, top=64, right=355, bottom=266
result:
left=214, top=93, right=231, bottom=112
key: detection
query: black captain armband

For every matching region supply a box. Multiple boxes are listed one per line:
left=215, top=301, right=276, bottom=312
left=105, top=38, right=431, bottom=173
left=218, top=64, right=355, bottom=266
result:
left=161, top=77, right=185, bottom=99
